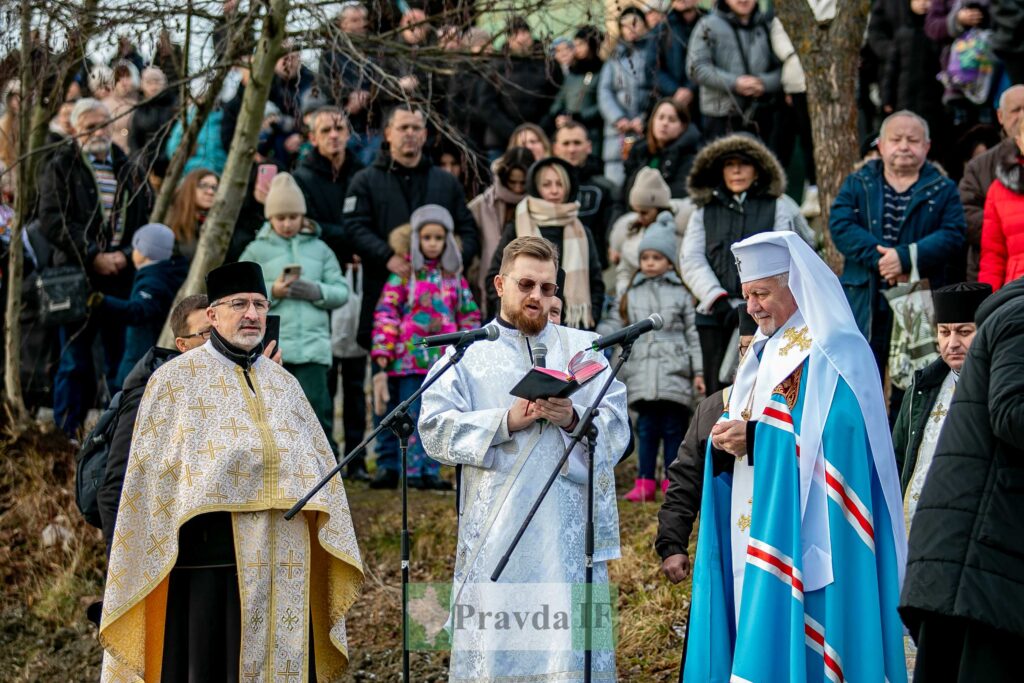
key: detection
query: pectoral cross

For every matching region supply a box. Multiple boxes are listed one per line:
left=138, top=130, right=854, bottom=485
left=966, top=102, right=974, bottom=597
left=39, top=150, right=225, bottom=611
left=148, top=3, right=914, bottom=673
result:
left=779, top=326, right=812, bottom=356
left=930, top=403, right=948, bottom=424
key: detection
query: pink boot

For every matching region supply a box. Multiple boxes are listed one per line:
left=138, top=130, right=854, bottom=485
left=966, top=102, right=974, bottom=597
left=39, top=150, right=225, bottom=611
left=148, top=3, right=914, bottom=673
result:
left=661, top=479, right=670, bottom=495
left=624, top=478, right=657, bottom=502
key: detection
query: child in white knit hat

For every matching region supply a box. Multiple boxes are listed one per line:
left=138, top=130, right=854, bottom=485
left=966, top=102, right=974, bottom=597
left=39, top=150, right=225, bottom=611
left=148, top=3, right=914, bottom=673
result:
left=239, top=172, right=349, bottom=456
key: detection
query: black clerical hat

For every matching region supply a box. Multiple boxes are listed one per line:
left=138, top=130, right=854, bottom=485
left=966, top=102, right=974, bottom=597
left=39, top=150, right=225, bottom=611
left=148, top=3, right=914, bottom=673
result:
left=206, top=261, right=268, bottom=302
left=932, top=282, right=992, bottom=324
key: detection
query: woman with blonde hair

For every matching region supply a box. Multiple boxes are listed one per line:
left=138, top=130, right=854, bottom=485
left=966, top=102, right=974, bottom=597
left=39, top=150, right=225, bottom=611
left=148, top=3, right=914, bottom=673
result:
left=507, top=122, right=551, bottom=160
left=484, top=156, right=605, bottom=328
left=165, top=168, right=219, bottom=260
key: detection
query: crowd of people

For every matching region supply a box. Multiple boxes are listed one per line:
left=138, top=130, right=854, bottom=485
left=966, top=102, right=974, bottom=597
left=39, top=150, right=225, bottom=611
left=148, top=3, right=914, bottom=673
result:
left=0, top=0, right=1023, bottom=679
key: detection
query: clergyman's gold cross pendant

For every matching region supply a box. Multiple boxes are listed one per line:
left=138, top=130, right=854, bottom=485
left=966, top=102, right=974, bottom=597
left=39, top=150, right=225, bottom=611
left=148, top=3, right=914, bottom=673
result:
left=780, top=326, right=812, bottom=356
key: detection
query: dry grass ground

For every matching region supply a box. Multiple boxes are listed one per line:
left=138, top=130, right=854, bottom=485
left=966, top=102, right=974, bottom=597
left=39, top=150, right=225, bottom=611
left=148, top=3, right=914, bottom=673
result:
left=0, top=423, right=692, bottom=682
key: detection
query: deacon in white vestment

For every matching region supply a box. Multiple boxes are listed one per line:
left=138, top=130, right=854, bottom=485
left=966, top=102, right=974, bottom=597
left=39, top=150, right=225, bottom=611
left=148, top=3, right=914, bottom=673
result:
left=418, top=236, right=630, bottom=683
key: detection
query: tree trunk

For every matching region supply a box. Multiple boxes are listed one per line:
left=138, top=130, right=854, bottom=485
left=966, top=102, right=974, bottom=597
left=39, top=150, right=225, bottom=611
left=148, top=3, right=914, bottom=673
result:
left=150, top=7, right=255, bottom=225
left=157, top=0, right=290, bottom=347
left=774, top=0, right=870, bottom=273
left=3, top=0, right=38, bottom=429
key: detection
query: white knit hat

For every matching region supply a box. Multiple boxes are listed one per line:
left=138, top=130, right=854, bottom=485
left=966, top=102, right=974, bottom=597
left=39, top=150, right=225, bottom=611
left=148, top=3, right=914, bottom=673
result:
left=264, top=172, right=307, bottom=218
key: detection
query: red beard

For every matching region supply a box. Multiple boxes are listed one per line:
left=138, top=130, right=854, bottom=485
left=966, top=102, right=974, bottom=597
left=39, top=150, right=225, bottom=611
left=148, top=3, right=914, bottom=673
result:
left=503, top=300, right=548, bottom=336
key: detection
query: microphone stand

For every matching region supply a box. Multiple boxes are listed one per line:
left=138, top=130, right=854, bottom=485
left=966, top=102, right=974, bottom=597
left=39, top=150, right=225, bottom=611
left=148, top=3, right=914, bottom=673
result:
left=489, top=340, right=635, bottom=683
left=285, top=339, right=475, bottom=683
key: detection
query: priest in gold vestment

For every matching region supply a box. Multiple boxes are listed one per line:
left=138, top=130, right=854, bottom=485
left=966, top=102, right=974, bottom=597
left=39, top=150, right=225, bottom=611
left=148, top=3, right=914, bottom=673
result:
left=99, top=261, right=363, bottom=682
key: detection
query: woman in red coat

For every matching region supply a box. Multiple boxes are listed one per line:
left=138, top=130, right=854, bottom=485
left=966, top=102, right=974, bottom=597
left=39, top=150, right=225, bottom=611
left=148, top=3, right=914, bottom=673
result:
left=979, top=119, right=1024, bottom=290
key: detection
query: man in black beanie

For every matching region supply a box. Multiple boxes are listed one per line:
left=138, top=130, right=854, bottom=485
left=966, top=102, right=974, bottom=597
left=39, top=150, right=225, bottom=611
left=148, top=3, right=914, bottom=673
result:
left=97, top=261, right=364, bottom=681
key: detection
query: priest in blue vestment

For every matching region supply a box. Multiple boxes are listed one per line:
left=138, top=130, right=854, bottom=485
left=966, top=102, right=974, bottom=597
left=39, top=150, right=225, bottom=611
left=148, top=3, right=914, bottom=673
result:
left=683, top=231, right=908, bottom=683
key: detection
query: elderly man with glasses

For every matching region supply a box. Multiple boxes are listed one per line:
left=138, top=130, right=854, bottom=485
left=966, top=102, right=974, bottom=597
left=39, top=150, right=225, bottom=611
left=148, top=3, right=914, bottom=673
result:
left=97, top=261, right=363, bottom=683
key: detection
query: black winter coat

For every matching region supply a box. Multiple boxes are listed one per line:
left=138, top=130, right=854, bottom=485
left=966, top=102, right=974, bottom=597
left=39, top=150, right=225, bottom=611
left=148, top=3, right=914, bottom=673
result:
left=478, top=50, right=561, bottom=149
left=343, top=151, right=480, bottom=349
left=900, top=277, right=1024, bottom=639
left=880, top=18, right=945, bottom=138
left=656, top=389, right=728, bottom=559
left=37, top=140, right=129, bottom=278
left=129, top=89, right=177, bottom=160
left=98, top=346, right=179, bottom=548
left=891, top=356, right=951, bottom=492
left=292, top=148, right=364, bottom=264
left=622, top=124, right=703, bottom=204
left=576, top=155, right=618, bottom=269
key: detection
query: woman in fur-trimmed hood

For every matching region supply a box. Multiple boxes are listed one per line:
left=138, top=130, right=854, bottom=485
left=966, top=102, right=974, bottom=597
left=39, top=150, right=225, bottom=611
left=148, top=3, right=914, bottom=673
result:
left=678, top=133, right=812, bottom=394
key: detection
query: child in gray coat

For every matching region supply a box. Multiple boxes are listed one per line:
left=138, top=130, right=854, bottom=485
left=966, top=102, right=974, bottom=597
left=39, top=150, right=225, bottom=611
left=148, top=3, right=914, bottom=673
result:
left=598, top=214, right=704, bottom=502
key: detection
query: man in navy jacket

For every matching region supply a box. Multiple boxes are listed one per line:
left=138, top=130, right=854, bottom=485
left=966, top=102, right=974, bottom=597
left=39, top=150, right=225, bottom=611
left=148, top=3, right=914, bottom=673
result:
left=830, top=110, right=965, bottom=378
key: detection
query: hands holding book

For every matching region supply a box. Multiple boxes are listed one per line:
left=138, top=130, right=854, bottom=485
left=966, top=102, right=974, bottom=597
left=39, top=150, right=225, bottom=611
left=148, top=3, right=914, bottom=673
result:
left=508, top=397, right=578, bottom=432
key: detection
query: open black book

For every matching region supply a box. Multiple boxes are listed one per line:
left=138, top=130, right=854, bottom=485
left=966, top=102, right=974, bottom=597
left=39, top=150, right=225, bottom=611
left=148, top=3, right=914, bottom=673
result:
left=509, top=349, right=605, bottom=401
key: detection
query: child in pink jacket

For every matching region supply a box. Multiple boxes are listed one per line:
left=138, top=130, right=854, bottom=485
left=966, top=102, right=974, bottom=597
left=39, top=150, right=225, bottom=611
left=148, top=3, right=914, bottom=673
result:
left=370, top=204, right=480, bottom=489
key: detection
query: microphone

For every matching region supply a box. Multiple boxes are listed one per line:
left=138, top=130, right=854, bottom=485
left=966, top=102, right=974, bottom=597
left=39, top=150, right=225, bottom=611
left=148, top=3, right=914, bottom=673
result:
left=590, top=314, right=664, bottom=351
left=532, top=342, right=547, bottom=369
left=420, top=325, right=500, bottom=349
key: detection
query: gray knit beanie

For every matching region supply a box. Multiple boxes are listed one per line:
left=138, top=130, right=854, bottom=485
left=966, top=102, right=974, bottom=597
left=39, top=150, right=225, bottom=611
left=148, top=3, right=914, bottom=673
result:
left=628, top=167, right=672, bottom=210
left=637, top=212, right=677, bottom=263
left=131, top=223, right=175, bottom=262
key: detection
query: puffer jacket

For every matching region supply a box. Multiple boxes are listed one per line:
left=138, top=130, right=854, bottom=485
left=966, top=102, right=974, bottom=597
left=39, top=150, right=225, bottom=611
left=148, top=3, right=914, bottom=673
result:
left=900, top=277, right=1024, bottom=639
left=679, top=133, right=812, bottom=313
left=959, top=137, right=1016, bottom=281
left=370, top=225, right=480, bottom=377
left=597, top=269, right=702, bottom=407
left=979, top=150, right=1024, bottom=290
left=686, top=0, right=782, bottom=118
left=237, top=220, right=348, bottom=366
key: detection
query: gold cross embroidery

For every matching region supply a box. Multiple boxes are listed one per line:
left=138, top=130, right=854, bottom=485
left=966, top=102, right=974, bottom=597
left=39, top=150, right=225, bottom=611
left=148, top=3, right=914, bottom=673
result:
left=159, top=459, right=182, bottom=482
left=121, top=490, right=141, bottom=513
left=737, top=513, right=751, bottom=532
left=779, top=326, right=812, bottom=356
left=154, top=496, right=175, bottom=519
left=246, top=551, right=270, bottom=579
left=173, top=425, right=196, bottom=446
left=249, top=610, right=264, bottom=633
left=227, top=462, right=251, bottom=487
left=290, top=408, right=306, bottom=423
left=277, top=660, right=300, bottom=683
left=185, top=357, right=207, bottom=378
left=156, top=381, right=184, bottom=404
left=139, top=415, right=166, bottom=438
left=209, top=376, right=232, bottom=397
left=220, top=417, right=249, bottom=438
left=146, top=533, right=169, bottom=557
left=321, top=525, right=340, bottom=542
left=282, top=607, right=300, bottom=632
left=264, top=383, right=284, bottom=398
left=293, top=466, right=316, bottom=487
left=206, top=485, right=229, bottom=502
left=328, top=477, right=342, bottom=495
left=183, top=464, right=203, bottom=487
left=197, top=440, right=226, bottom=461
left=278, top=424, right=299, bottom=438
left=930, top=403, right=948, bottom=424
left=127, top=453, right=150, bottom=476
left=242, top=664, right=260, bottom=682
left=107, top=566, right=126, bottom=590
left=279, top=550, right=302, bottom=580
left=112, top=528, right=134, bottom=553
left=189, top=397, right=217, bottom=420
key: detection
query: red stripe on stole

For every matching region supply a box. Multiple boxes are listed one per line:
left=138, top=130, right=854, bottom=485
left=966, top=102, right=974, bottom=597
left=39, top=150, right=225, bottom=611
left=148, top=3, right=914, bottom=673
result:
left=824, top=470, right=875, bottom=541
left=805, top=623, right=845, bottom=681
left=747, top=545, right=804, bottom=593
left=762, top=406, right=793, bottom=425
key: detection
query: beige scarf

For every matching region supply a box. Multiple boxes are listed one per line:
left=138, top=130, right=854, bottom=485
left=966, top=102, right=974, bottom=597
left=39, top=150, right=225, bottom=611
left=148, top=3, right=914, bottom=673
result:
left=514, top=196, right=593, bottom=329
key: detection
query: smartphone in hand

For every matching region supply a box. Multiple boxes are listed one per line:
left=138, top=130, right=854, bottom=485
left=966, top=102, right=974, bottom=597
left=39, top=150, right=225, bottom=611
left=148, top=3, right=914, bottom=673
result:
left=263, top=314, right=280, bottom=351
left=256, top=164, right=278, bottom=196
left=281, top=264, right=302, bottom=283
